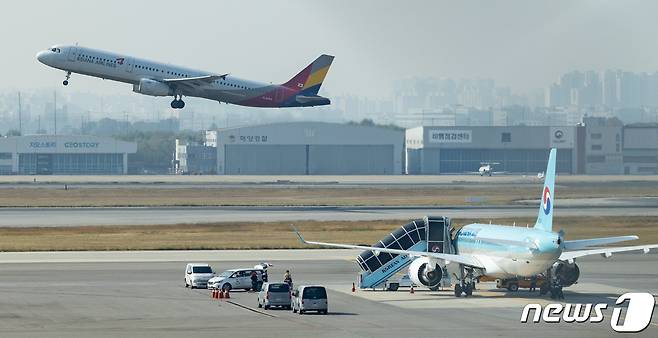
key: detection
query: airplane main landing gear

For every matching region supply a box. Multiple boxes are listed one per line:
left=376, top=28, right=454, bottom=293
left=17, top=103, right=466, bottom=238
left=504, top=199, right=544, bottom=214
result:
left=63, top=71, right=71, bottom=86
left=454, top=265, right=475, bottom=298
left=171, top=96, right=185, bottom=109
left=541, top=268, right=564, bottom=300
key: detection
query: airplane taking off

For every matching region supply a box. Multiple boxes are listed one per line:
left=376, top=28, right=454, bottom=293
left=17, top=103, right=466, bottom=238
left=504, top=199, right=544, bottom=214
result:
left=294, top=149, right=658, bottom=299
left=36, top=45, right=334, bottom=109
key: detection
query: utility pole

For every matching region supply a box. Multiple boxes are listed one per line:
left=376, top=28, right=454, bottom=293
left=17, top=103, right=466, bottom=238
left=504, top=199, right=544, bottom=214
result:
left=17, top=92, right=22, bottom=135
left=53, top=91, right=57, bottom=135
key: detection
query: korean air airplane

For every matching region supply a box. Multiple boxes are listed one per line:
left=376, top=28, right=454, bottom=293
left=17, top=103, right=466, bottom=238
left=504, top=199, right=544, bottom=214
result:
left=36, top=45, right=333, bottom=109
left=294, top=149, right=658, bottom=299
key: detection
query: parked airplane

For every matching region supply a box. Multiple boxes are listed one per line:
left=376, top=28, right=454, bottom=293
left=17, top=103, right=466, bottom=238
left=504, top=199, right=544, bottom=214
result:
left=294, top=148, right=658, bottom=299
left=36, top=45, right=334, bottom=109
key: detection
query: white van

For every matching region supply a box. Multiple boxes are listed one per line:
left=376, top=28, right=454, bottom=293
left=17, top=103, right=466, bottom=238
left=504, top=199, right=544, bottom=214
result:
left=184, top=263, right=215, bottom=289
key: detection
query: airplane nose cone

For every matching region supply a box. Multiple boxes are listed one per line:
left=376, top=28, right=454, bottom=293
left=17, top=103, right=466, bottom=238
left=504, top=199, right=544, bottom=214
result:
left=36, top=51, right=48, bottom=64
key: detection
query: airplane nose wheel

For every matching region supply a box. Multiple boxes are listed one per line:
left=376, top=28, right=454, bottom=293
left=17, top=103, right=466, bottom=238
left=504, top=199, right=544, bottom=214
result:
left=63, top=71, right=71, bottom=86
left=170, top=96, right=185, bottom=109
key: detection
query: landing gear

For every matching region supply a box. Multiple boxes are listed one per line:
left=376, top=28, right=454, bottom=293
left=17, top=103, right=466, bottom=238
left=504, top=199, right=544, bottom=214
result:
left=63, top=71, right=71, bottom=86
left=171, top=95, right=185, bottom=109
left=454, top=265, right=475, bottom=297
left=542, top=268, right=564, bottom=300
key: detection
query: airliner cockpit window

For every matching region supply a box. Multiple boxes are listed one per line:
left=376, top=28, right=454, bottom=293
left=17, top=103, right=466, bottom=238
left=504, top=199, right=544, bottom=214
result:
left=50, top=47, right=61, bottom=53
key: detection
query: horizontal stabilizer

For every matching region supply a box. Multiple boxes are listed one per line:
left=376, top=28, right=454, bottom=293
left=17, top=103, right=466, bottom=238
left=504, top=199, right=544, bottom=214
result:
left=563, top=235, right=638, bottom=250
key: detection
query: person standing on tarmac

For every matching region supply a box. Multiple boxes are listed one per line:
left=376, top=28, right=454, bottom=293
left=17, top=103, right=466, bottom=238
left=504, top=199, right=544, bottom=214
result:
left=283, top=270, right=293, bottom=287
left=250, top=270, right=259, bottom=292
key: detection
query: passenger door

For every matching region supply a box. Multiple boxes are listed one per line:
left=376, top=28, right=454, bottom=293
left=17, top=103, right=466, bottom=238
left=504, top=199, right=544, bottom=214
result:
left=67, top=46, right=77, bottom=62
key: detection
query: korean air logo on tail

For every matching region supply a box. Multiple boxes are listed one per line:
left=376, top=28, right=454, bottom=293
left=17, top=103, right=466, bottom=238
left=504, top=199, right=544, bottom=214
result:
left=542, top=186, right=552, bottom=215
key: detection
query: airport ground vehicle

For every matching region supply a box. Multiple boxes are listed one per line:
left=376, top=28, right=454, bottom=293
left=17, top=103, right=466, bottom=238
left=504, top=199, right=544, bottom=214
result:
left=495, top=276, right=545, bottom=292
left=291, top=285, right=328, bottom=315
left=184, top=263, right=215, bottom=289
left=258, top=283, right=292, bottom=310
left=208, top=268, right=263, bottom=291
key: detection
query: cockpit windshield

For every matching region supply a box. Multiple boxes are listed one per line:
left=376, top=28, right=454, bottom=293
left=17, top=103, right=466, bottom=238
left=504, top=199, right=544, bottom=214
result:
left=50, top=47, right=61, bottom=53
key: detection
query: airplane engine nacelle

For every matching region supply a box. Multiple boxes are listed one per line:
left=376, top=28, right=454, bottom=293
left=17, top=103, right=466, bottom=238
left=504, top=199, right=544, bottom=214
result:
left=408, top=257, right=443, bottom=288
left=133, top=79, right=172, bottom=97
left=552, top=261, right=580, bottom=287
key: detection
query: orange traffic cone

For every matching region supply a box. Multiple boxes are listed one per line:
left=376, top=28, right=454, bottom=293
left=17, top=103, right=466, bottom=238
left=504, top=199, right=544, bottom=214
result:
left=224, top=289, right=231, bottom=299
left=410, top=285, right=415, bottom=294
left=352, top=283, right=356, bottom=293
left=218, top=290, right=224, bottom=299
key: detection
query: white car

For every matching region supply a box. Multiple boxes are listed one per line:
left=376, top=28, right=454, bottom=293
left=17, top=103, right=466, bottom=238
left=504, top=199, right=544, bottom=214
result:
left=184, top=263, right=215, bottom=289
left=207, top=268, right=263, bottom=291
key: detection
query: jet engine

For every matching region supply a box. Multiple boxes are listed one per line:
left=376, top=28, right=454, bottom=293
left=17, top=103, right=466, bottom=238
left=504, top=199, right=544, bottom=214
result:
left=133, top=78, right=172, bottom=97
left=408, top=257, right=443, bottom=288
left=552, top=261, right=580, bottom=287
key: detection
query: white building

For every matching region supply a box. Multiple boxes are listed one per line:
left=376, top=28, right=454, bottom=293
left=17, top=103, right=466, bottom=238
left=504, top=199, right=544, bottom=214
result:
left=210, top=122, right=404, bottom=175
left=0, top=135, right=136, bottom=175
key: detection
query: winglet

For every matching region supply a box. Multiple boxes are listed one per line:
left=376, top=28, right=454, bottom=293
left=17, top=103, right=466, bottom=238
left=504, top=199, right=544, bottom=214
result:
left=290, top=224, right=306, bottom=244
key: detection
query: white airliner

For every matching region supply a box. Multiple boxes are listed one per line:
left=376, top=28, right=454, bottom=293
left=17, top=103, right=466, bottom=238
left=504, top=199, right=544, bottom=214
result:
left=36, top=45, right=333, bottom=109
left=477, top=162, right=501, bottom=176
left=295, top=149, right=658, bottom=298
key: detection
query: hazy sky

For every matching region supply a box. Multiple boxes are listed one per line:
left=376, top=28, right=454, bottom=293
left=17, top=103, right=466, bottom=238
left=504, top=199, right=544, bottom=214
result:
left=2, top=0, right=658, bottom=98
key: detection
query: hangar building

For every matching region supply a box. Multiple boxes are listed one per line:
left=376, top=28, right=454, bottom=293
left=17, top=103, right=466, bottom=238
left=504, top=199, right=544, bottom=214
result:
left=405, top=126, right=578, bottom=174
left=210, top=122, right=404, bottom=175
left=0, top=135, right=137, bottom=175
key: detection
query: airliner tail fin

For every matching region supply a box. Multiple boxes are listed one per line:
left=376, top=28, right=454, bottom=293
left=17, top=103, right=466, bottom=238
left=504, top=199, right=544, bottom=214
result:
left=282, top=54, right=334, bottom=95
left=534, top=148, right=556, bottom=232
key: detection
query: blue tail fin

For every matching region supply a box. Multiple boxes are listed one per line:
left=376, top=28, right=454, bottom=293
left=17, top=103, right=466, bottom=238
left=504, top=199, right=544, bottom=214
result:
left=534, top=148, right=556, bottom=232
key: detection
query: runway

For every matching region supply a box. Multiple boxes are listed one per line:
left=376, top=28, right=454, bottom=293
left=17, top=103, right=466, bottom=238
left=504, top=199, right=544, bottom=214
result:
left=3, top=204, right=658, bottom=227
left=0, top=250, right=656, bottom=337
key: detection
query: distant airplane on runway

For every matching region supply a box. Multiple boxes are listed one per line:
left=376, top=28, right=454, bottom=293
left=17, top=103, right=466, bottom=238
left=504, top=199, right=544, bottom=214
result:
left=36, top=45, right=334, bottom=109
left=475, top=162, right=504, bottom=176
left=294, top=148, right=658, bottom=299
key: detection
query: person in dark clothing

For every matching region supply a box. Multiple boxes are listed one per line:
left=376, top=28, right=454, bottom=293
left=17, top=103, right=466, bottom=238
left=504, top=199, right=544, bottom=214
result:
left=250, top=270, right=259, bottom=292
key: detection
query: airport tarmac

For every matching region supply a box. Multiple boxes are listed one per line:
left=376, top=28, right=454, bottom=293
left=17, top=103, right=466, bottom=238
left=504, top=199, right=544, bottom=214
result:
left=0, top=250, right=656, bottom=337
left=3, top=204, right=658, bottom=227
left=3, top=174, right=658, bottom=188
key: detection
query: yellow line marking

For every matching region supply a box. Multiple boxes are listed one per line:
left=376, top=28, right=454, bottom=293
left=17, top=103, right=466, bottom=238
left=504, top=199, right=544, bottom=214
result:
left=651, top=322, right=658, bottom=328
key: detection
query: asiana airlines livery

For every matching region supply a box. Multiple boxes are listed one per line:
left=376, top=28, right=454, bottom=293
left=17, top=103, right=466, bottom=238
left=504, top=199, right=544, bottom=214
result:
left=36, top=44, right=333, bottom=109
left=294, top=148, right=658, bottom=299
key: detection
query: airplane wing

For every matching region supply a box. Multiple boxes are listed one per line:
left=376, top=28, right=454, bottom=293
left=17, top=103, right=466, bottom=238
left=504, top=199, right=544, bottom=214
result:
left=292, top=226, right=485, bottom=269
left=162, top=74, right=229, bottom=88
left=560, top=244, right=658, bottom=262
left=563, top=235, right=638, bottom=250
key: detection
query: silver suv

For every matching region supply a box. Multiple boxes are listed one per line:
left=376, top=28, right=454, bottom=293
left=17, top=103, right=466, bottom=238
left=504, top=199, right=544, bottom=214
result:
left=258, top=283, right=292, bottom=310
left=291, top=285, right=328, bottom=315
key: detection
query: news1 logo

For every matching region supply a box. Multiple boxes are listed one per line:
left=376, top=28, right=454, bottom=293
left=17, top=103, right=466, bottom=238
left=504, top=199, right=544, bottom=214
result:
left=520, top=292, right=655, bottom=333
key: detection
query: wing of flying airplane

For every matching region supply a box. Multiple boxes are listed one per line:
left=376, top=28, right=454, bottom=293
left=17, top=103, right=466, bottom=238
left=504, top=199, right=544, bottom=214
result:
left=292, top=226, right=485, bottom=269
left=162, top=74, right=229, bottom=88
left=560, top=244, right=658, bottom=262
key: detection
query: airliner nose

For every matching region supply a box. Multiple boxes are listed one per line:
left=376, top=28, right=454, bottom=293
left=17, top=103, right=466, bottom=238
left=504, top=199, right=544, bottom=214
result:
left=36, top=51, right=48, bottom=64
